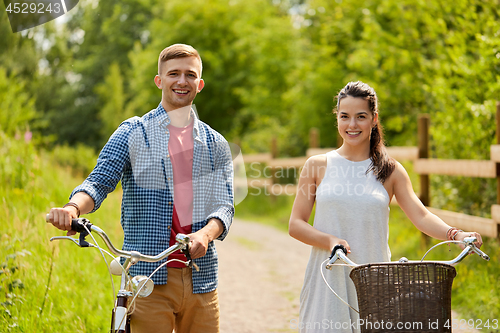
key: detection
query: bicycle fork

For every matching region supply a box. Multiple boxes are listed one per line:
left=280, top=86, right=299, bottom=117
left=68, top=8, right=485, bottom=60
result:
left=111, top=267, right=133, bottom=333
left=111, top=290, right=132, bottom=333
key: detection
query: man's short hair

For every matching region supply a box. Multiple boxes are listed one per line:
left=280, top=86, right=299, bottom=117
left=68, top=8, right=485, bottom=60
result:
left=158, top=44, right=203, bottom=76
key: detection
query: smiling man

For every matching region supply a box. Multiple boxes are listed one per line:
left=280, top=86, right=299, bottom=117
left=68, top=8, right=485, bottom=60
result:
left=155, top=50, right=205, bottom=113
left=46, top=44, right=234, bottom=333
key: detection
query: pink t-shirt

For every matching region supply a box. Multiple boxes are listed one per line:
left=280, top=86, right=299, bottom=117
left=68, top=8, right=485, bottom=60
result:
left=167, top=120, right=194, bottom=267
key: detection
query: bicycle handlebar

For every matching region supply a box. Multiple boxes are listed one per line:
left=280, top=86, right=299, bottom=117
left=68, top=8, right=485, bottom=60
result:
left=326, top=237, right=490, bottom=270
left=48, top=217, right=192, bottom=265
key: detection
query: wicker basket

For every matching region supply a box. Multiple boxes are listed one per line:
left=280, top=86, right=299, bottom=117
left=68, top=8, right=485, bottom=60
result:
left=349, top=262, right=456, bottom=332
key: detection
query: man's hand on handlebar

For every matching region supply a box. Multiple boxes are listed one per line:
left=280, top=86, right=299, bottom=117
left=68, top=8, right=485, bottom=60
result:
left=186, top=218, right=225, bottom=260
left=186, top=231, right=210, bottom=260
left=46, top=207, right=78, bottom=236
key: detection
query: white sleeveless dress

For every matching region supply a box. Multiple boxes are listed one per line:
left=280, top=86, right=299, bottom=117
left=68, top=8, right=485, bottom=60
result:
left=299, top=150, right=391, bottom=332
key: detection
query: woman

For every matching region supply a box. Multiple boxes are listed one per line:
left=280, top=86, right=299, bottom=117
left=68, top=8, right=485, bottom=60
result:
left=288, top=81, right=483, bottom=332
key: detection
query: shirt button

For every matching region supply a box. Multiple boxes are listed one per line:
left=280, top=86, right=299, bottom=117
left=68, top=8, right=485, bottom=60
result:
left=169, top=202, right=172, bottom=205
left=166, top=154, right=170, bottom=158
left=168, top=177, right=171, bottom=181
left=167, top=226, right=171, bottom=230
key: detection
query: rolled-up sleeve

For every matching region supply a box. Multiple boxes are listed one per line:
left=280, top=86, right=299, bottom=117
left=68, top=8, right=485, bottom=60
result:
left=71, top=122, right=132, bottom=212
left=206, top=139, right=234, bottom=241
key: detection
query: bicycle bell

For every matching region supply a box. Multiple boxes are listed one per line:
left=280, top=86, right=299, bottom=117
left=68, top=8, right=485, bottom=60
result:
left=130, top=276, right=154, bottom=298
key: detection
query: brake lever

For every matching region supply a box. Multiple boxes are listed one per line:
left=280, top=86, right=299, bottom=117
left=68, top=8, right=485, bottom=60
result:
left=472, top=247, right=490, bottom=261
left=461, top=236, right=489, bottom=260
left=50, top=236, right=95, bottom=248
left=47, top=216, right=93, bottom=247
left=181, top=247, right=200, bottom=272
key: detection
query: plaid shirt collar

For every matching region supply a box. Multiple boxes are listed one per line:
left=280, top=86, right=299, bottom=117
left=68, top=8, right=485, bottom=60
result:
left=155, top=103, right=202, bottom=143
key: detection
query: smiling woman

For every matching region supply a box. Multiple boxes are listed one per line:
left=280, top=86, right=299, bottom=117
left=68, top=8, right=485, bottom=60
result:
left=288, top=81, right=484, bottom=333
left=336, top=98, right=377, bottom=158
left=334, top=81, right=394, bottom=184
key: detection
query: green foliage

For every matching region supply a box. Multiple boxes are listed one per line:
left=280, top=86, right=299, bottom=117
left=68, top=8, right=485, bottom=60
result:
left=284, top=0, right=500, bottom=215
left=0, top=132, right=124, bottom=332
left=95, top=62, right=133, bottom=140
left=430, top=99, right=497, bottom=216
left=389, top=206, right=500, bottom=326
left=0, top=67, right=37, bottom=136
left=0, top=249, right=30, bottom=330
left=124, top=0, right=300, bottom=153
left=0, top=131, right=37, bottom=191
left=235, top=188, right=297, bottom=231
left=1, top=0, right=500, bottom=327
left=0, top=11, right=39, bottom=78
left=288, top=0, right=500, bottom=151
left=47, top=143, right=98, bottom=177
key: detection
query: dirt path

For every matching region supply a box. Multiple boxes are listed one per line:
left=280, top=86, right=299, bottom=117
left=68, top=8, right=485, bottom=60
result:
left=216, top=219, right=479, bottom=333
left=217, top=218, right=309, bottom=333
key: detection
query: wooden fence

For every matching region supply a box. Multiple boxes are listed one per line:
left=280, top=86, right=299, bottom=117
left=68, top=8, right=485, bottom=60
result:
left=241, top=102, right=500, bottom=238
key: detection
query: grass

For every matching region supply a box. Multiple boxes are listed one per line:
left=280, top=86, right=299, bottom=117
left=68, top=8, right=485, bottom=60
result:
left=389, top=206, right=500, bottom=325
left=233, top=236, right=261, bottom=251
left=0, top=133, right=124, bottom=332
left=235, top=188, right=297, bottom=231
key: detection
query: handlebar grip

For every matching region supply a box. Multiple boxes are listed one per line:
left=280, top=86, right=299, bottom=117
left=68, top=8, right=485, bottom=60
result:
left=71, top=218, right=93, bottom=233
left=329, top=244, right=348, bottom=259
left=473, top=247, right=490, bottom=261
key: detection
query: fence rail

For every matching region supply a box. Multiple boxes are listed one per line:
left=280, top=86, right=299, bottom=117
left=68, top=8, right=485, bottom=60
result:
left=414, top=159, right=498, bottom=178
left=240, top=101, right=500, bottom=238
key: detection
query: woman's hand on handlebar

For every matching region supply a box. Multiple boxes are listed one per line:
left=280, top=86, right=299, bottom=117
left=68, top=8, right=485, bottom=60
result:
left=330, top=237, right=351, bottom=254
left=46, top=207, right=77, bottom=236
left=455, top=231, right=483, bottom=250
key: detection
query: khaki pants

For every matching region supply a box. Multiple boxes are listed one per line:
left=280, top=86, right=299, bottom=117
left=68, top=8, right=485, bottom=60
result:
left=130, top=267, right=220, bottom=333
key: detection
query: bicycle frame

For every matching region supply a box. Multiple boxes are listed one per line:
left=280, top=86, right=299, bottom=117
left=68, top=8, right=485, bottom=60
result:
left=49, top=218, right=196, bottom=333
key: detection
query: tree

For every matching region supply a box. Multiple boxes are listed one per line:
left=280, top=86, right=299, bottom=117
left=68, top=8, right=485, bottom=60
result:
left=126, top=0, right=300, bottom=153
left=35, top=0, right=161, bottom=147
left=95, top=62, right=131, bottom=139
left=0, top=67, right=37, bottom=136
left=288, top=0, right=500, bottom=215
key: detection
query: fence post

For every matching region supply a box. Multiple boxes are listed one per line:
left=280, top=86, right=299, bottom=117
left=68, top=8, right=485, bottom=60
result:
left=270, top=136, right=278, bottom=200
left=418, top=114, right=430, bottom=246
left=496, top=102, right=500, bottom=238
left=418, top=114, right=430, bottom=206
left=310, top=128, right=319, bottom=149
left=271, top=136, right=278, bottom=159
left=496, top=102, right=500, bottom=203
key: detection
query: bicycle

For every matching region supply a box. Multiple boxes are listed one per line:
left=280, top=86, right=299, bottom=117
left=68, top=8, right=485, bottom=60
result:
left=47, top=217, right=199, bottom=333
left=323, top=236, right=490, bottom=332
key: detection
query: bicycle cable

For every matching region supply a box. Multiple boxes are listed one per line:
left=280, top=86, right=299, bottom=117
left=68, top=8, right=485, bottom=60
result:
left=320, top=258, right=359, bottom=313
left=82, top=223, right=117, bottom=310
left=127, top=258, right=189, bottom=309
left=420, top=240, right=464, bottom=262
left=73, top=224, right=191, bottom=331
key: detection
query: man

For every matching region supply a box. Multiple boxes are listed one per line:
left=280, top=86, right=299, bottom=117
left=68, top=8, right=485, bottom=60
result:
left=47, top=44, right=234, bottom=332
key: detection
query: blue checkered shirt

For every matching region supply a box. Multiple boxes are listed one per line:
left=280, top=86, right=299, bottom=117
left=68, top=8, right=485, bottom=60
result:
left=71, top=103, right=234, bottom=293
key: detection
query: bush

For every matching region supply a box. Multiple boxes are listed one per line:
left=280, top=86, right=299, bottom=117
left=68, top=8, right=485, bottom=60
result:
left=47, top=144, right=98, bottom=178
